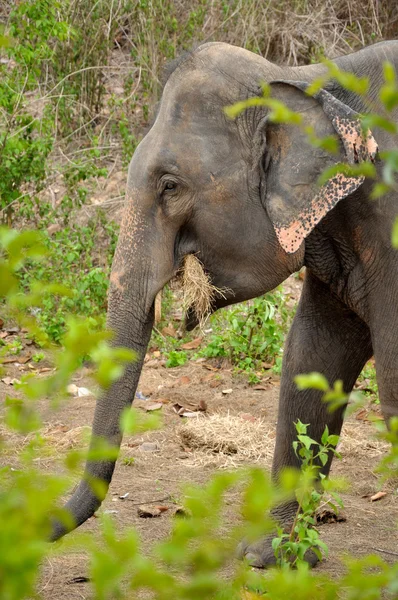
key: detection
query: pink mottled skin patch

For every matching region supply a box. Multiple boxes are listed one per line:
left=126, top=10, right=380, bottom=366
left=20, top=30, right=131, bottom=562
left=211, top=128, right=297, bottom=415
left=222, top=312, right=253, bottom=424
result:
left=109, top=269, right=126, bottom=293
left=276, top=174, right=365, bottom=253
left=108, top=192, right=148, bottom=294
left=333, top=116, right=378, bottom=164
left=275, top=115, right=377, bottom=254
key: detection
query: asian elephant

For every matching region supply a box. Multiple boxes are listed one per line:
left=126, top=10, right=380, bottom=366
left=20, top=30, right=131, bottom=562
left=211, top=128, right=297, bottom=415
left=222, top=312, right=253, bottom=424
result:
left=51, top=40, right=398, bottom=567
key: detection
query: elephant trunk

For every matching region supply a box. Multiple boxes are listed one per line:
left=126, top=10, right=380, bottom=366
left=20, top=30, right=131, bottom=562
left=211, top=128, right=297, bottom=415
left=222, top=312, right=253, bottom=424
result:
left=51, top=208, right=161, bottom=540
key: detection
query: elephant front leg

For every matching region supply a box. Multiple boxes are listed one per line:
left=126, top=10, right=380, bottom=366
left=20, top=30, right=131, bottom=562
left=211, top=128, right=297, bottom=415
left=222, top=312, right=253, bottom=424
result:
left=239, top=272, right=372, bottom=568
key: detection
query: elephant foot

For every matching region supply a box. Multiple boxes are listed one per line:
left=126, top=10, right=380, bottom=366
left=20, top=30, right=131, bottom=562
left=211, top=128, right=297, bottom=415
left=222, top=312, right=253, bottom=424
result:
left=237, top=536, right=319, bottom=569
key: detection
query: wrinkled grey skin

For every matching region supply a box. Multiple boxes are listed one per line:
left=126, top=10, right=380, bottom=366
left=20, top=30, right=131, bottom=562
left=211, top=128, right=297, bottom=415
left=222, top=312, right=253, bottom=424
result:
left=52, top=40, right=398, bottom=567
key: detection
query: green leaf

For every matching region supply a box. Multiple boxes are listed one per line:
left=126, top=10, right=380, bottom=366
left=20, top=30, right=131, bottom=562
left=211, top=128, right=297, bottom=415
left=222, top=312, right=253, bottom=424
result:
left=383, top=62, right=396, bottom=84
left=297, top=434, right=317, bottom=450
left=392, top=217, right=398, bottom=249
left=323, top=60, right=369, bottom=95
left=317, top=162, right=376, bottom=186
left=295, top=372, right=329, bottom=392
left=361, top=113, right=398, bottom=134
left=224, top=97, right=268, bottom=119
left=371, top=182, right=391, bottom=199
left=327, top=434, right=340, bottom=447
left=295, top=419, right=309, bottom=435
left=321, top=425, right=330, bottom=445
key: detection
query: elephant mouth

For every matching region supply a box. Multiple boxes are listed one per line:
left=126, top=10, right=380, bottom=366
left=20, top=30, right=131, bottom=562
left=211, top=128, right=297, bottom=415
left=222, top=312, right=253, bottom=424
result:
left=175, top=253, right=232, bottom=331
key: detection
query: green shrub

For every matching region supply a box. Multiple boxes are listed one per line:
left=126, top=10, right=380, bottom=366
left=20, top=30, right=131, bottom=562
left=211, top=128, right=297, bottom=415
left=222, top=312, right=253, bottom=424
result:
left=17, top=218, right=118, bottom=343
left=201, top=290, right=289, bottom=380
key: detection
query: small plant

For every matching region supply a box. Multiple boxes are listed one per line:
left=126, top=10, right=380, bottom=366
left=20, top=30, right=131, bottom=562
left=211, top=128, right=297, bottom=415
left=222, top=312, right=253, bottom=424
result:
left=32, top=352, right=45, bottom=363
left=358, top=361, right=379, bottom=404
left=122, top=457, right=135, bottom=466
left=6, top=337, right=24, bottom=356
left=165, top=350, right=188, bottom=368
left=200, top=290, right=289, bottom=380
left=272, top=420, right=342, bottom=567
left=18, top=219, right=118, bottom=343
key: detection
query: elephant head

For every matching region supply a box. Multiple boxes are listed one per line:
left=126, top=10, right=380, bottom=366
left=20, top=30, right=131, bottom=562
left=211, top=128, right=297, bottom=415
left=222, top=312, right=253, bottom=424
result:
left=51, top=42, right=376, bottom=539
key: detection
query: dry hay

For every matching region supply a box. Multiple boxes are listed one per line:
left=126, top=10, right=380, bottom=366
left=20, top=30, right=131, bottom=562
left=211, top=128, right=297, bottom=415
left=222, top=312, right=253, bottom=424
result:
left=180, top=254, right=228, bottom=327
left=178, top=415, right=390, bottom=469
left=178, top=413, right=275, bottom=468
left=0, top=422, right=90, bottom=455
left=339, top=422, right=389, bottom=458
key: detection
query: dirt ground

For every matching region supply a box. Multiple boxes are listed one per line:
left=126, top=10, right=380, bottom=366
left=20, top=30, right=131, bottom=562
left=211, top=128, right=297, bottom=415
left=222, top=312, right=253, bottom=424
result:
left=1, top=321, right=398, bottom=599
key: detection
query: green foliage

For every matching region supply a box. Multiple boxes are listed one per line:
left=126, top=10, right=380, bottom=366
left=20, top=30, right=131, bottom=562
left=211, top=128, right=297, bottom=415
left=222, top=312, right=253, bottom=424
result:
left=358, top=362, right=379, bottom=403
left=17, top=218, right=118, bottom=343
left=273, top=421, right=342, bottom=567
left=295, top=372, right=365, bottom=415
left=166, top=350, right=188, bottom=368
left=0, top=1, right=61, bottom=222
left=200, top=291, right=289, bottom=379
left=0, top=228, right=135, bottom=599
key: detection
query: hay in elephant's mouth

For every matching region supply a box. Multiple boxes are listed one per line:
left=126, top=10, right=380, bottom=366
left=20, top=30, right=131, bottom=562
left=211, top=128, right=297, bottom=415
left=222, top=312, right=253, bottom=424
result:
left=180, top=254, right=229, bottom=327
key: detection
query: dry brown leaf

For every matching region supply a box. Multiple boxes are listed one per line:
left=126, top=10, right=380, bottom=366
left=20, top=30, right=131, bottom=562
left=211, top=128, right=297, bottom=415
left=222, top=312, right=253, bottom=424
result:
left=370, top=491, right=387, bottom=502
left=181, top=337, right=202, bottom=350
left=0, top=317, right=3, bottom=329
left=137, top=506, right=162, bottom=518
left=145, top=359, right=160, bottom=368
left=1, top=377, right=20, bottom=386
left=173, top=402, right=204, bottom=418
left=355, top=409, right=369, bottom=421
left=202, top=373, right=217, bottom=383
left=17, top=353, right=32, bottom=364
left=2, top=356, right=27, bottom=364
left=0, top=331, right=8, bottom=339
left=261, top=362, right=273, bottom=369
left=253, top=384, right=269, bottom=391
left=145, top=402, right=163, bottom=412
left=240, top=413, right=257, bottom=423
left=210, top=379, right=222, bottom=388
left=178, top=376, right=191, bottom=386
left=161, top=325, right=176, bottom=338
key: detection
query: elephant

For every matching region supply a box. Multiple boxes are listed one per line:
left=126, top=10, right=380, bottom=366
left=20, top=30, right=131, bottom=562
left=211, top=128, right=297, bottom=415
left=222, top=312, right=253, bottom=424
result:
left=51, top=40, right=398, bottom=567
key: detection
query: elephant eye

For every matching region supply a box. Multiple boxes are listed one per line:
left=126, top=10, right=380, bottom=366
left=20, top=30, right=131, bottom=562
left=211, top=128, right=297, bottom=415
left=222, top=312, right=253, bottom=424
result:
left=160, top=178, right=178, bottom=196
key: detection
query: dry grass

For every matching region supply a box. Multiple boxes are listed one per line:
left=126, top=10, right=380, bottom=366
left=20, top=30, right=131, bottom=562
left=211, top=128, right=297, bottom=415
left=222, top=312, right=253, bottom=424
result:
left=0, top=423, right=90, bottom=456
left=339, top=422, right=389, bottom=457
left=209, top=0, right=397, bottom=66
left=180, top=254, right=228, bottom=327
left=178, top=413, right=276, bottom=468
left=177, top=414, right=390, bottom=470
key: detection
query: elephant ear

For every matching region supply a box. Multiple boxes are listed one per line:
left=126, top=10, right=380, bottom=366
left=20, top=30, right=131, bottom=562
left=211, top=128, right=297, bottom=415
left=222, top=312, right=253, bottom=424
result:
left=262, top=81, right=378, bottom=254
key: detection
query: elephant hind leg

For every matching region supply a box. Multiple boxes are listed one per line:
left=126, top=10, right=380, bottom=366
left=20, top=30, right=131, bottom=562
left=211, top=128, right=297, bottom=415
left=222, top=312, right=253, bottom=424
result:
left=272, top=271, right=373, bottom=478
left=239, top=271, right=372, bottom=568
